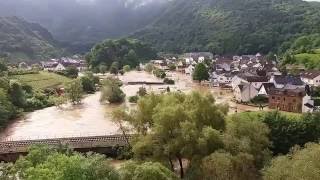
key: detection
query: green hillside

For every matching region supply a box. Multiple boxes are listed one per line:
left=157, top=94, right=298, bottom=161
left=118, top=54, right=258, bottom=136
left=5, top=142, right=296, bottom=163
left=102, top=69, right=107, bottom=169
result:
left=0, top=17, right=63, bottom=62
left=134, top=0, right=320, bottom=54
left=293, top=52, right=320, bottom=69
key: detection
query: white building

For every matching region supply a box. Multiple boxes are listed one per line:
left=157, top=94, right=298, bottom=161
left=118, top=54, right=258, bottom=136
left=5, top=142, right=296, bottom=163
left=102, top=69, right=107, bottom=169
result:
left=55, top=63, right=66, bottom=71
left=300, top=70, right=320, bottom=87
left=234, top=82, right=259, bottom=102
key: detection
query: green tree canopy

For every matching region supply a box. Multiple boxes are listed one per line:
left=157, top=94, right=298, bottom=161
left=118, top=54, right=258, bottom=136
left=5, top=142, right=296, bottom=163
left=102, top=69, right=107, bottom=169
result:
left=86, top=38, right=156, bottom=69
left=5, top=145, right=119, bottom=180
left=263, top=143, right=320, bottom=180
left=119, top=161, right=178, bottom=180
left=9, top=80, right=26, bottom=108
left=192, top=63, right=209, bottom=82
left=100, top=77, right=125, bottom=103
left=65, top=66, right=79, bottom=79
left=65, top=79, right=83, bottom=104
left=110, top=62, right=120, bottom=75
left=0, top=88, right=16, bottom=127
left=123, top=92, right=227, bottom=178
left=123, top=65, right=131, bottom=72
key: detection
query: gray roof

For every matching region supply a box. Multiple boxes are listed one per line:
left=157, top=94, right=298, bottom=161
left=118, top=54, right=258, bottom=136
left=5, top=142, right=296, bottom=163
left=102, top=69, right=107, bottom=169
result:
left=274, top=75, right=304, bottom=86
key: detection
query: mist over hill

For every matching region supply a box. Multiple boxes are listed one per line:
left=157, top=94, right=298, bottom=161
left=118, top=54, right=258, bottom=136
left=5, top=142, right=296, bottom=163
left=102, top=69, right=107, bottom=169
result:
left=133, top=0, right=320, bottom=55
left=0, top=0, right=169, bottom=53
left=0, top=17, right=62, bottom=62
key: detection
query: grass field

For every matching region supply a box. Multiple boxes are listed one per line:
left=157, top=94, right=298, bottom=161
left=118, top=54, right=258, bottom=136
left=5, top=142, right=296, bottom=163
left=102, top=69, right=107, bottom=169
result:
left=10, top=71, right=72, bottom=89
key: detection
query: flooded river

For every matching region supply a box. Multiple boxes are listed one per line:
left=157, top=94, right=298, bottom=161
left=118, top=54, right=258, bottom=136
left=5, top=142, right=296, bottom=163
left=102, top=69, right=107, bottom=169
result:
left=0, top=71, right=258, bottom=141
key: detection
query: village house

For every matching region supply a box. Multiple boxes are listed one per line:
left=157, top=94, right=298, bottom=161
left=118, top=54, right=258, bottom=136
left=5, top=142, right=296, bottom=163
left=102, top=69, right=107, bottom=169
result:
left=234, top=82, right=259, bottom=102
left=258, top=82, right=275, bottom=97
left=215, top=57, right=233, bottom=72
left=184, top=52, right=213, bottom=62
left=300, top=70, right=320, bottom=87
left=176, top=61, right=186, bottom=73
left=268, top=87, right=313, bottom=113
left=185, top=64, right=195, bottom=75
left=231, top=73, right=269, bottom=90
left=211, top=71, right=233, bottom=86
left=41, top=58, right=87, bottom=72
left=270, top=75, right=305, bottom=89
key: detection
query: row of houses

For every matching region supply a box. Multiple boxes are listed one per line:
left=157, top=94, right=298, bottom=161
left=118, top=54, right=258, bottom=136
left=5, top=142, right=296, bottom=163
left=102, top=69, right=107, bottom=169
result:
left=151, top=52, right=320, bottom=113
left=41, top=58, right=87, bottom=72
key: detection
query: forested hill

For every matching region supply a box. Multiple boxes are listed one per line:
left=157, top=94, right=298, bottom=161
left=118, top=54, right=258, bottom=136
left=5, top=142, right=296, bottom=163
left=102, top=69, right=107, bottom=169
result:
left=133, top=0, right=320, bottom=55
left=0, top=17, right=62, bottom=62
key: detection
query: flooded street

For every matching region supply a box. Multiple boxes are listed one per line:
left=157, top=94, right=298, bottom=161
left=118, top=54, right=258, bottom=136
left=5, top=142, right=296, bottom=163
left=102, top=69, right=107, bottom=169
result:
left=0, top=71, right=258, bottom=141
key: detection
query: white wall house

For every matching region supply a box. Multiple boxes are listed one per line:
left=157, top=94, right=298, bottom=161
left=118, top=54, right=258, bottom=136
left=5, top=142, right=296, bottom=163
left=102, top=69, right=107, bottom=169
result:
left=234, top=83, right=258, bottom=102
left=185, top=65, right=195, bottom=75
left=258, top=83, right=275, bottom=96
left=270, top=75, right=305, bottom=89
left=300, top=70, right=320, bottom=87
left=302, top=95, right=314, bottom=113
left=55, top=63, right=66, bottom=71
left=231, top=76, right=244, bottom=90
left=217, top=74, right=233, bottom=84
left=198, top=56, right=205, bottom=63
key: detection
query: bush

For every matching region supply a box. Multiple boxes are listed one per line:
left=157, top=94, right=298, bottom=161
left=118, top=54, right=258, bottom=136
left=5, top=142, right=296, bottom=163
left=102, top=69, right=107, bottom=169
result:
left=129, top=95, right=139, bottom=103
left=164, top=78, right=175, bottom=85
left=250, top=95, right=268, bottom=104
left=153, top=68, right=166, bottom=79
left=137, top=87, right=147, bottom=96
left=123, top=65, right=131, bottom=72
left=81, top=73, right=99, bottom=93
left=100, top=78, right=126, bottom=104
left=168, top=64, right=176, bottom=71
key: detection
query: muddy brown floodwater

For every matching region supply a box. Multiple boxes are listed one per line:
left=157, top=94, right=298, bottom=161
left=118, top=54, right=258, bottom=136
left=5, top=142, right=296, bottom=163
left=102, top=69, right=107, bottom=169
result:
left=0, top=71, right=258, bottom=141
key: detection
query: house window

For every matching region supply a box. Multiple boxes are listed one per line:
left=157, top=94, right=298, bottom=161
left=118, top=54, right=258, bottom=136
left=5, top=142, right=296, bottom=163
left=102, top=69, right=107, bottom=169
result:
left=283, top=97, right=286, bottom=101
left=277, top=97, right=280, bottom=100
left=272, top=96, right=275, bottom=99
left=293, top=99, right=296, bottom=103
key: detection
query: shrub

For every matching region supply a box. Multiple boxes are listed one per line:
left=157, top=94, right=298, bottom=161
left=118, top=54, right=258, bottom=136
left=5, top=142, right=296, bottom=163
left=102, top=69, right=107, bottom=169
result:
left=137, top=87, right=147, bottom=96
left=164, top=78, right=175, bottom=85
left=129, top=96, right=139, bottom=103
left=251, top=95, right=268, bottom=104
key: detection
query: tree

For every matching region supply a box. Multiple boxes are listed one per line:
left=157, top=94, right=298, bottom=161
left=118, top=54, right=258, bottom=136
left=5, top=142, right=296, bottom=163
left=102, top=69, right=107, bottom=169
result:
left=86, top=39, right=156, bottom=69
left=65, top=79, right=83, bottom=104
left=119, top=161, right=178, bottom=180
left=80, top=73, right=99, bottom=93
left=262, top=111, right=320, bottom=155
left=137, top=87, right=147, bottom=97
left=9, top=145, right=120, bottom=180
left=201, top=151, right=258, bottom=180
left=110, top=62, right=120, bottom=75
left=263, top=143, right=320, bottom=180
left=9, top=80, right=26, bottom=108
left=100, top=79, right=125, bottom=103
left=127, top=92, right=227, bottom=178
left=65, top=65, right=79, bottom=78
left=99, top=64, right=108, bottom=75
left=123, top=65, right=131, bottom=72
left=0, top=88, right=16, bottom=126
left=125, top=50, right=139, bottom=66
left=112, top=108, right=131, bottom=146
left=168, top=64, right=176, bottom=71
left=144, top=63, right=154, bottom=73
left=0, top=59, right=8, bottom=73
left=223, top=114, right=271, bottom=169
left=192, top=63, right=209, bottom=82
